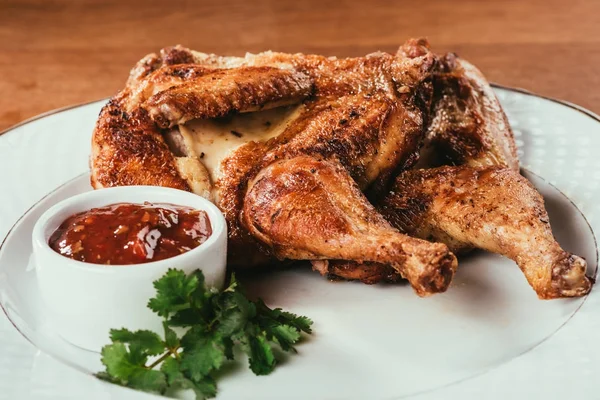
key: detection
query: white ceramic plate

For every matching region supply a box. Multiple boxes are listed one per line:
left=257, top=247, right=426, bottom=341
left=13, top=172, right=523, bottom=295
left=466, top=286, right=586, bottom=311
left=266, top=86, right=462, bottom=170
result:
left=1, top=87, right=600, bottom=400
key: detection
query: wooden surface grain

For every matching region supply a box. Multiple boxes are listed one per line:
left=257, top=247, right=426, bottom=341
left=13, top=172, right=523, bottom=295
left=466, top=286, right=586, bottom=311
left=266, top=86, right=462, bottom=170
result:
left=1, top=0, right=599, bottom=131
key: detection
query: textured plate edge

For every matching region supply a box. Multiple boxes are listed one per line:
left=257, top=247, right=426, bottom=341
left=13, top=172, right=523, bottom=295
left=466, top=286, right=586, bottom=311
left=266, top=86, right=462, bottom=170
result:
left=0, top=98, right=107, bottom=137
left=0, top=173, right=90, bottom=356
left=0, top=172, right=167, bottom=400
left=393, top=169, right=599, bottom=399
left=0, top=85, right=599, bottom=138
left=0, top=87, right=599, bottom=399
left=0, top=173, right=597, bottom=400
left=491, top=83, right=600, bottom=121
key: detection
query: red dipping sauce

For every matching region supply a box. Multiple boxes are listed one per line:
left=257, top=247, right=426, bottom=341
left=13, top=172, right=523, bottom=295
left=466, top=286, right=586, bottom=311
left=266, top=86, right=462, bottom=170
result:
left=49, top=202, right=212, bottom=265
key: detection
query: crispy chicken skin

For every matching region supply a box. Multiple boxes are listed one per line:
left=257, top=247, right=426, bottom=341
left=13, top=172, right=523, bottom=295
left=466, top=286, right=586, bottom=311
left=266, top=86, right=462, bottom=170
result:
left=318, top=52, right=592, bottom=298
left=330, top=165, right=593, bottom=298
left=417, top=53, right=519, bottom=171
left=242, top=156, right=456, bottom=296
left=378, top=166, right=592, bottom=299
left=91, top=96, right=191, bottom=191
left=315, top=50, right=521, bottom=286
left=90, top=40, right=592, bottom=299
left=145, top=67, right=312, bottom=128
left=91, top=39, right=457, bottom=296
left=219, top=91, right=431, bottom=264
left=379, top=52, right=590, bottom=297
left=312, top=260, right=401, bottom=285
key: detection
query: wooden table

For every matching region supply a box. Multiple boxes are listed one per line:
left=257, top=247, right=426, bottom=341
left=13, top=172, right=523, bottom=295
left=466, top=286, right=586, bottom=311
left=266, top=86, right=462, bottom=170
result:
left=1, top=0, right=599, bottom=131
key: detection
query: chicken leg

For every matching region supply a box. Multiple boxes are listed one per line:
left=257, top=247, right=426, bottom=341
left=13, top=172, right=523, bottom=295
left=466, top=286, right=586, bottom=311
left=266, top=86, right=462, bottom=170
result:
left=241, top=156, right=457, bottom=296
left=377, top=166, right=593, bottom=299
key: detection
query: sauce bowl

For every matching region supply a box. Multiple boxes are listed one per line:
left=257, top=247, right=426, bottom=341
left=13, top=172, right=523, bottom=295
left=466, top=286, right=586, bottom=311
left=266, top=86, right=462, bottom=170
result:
left=32, top=186, right=227, bottom=352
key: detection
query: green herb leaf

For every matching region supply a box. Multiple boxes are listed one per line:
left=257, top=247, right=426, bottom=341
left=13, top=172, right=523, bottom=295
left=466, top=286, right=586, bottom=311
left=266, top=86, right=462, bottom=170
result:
left=190, top=376, right=218, bottom=399
left=163, top=322, right=179, bottom=350
left=95, top=371, right=120, bottom=384
left=215, top=291, right=255, bottom=337
left=110, top=328, right=165, bottom=359
left=270, top=324, right=301, bottom=352
left=148, top=269, right=199, bottom=317
left=180, top=328, right=227, bottom=381
left=100, top=342, right=139, bottom=380
left=255, top=299, right=313, bottom=333
left=165, top=270, right=218, bottom=327
left=162, top=357, right=217, bottom=399
left=279, top=312, right=313, bottom=334
left=128, top=368, right=167, bottom=394
left=98, top=269, right=314, bottom=398
left=244, top=329, right=276, bottom=375
left=160, top=356, right=182, bottom=385
left=221, top=336, right=235, bottom=360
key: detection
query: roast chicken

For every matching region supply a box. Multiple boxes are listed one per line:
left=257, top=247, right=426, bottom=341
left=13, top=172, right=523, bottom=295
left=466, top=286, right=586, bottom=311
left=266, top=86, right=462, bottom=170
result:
left=319, top=50, right=593, bottom=299
left=90, top=39, right=593, bottom=299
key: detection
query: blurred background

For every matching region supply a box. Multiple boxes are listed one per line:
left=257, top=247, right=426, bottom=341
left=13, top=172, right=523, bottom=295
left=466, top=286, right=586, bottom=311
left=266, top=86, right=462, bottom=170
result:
left=1, top=0, right=598, bottom=131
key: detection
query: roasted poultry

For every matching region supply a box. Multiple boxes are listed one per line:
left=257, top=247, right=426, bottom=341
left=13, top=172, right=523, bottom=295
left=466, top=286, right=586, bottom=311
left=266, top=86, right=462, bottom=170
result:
left=322, top=51, right=592, bottom=299
left=378, top=166, right=592, bottom=299
left=90, top=39, right=593, bottom=299
left=416, top=52, right=519, bottom=171
left=92, top=39, right=457, bottom=297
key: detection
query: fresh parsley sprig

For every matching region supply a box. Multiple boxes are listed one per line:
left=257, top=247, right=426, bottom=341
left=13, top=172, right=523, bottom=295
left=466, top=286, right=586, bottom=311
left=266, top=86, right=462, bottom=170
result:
left=96, top=269, right=313, bottom=399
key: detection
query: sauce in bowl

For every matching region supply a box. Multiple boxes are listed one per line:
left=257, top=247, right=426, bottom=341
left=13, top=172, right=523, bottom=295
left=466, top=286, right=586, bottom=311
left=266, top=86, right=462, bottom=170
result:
left=49, top=202, right=212, bottom=265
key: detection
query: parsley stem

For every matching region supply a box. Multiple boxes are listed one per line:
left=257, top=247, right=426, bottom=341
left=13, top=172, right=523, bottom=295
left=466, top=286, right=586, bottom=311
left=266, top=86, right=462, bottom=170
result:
left=147, top=346, right=179, bottom=370
left=207, top=317, right=218, bottom=331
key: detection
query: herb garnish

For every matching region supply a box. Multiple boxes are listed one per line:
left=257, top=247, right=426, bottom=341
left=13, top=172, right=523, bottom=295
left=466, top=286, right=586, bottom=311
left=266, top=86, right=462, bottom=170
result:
left=96, top=269, right=313, bottom=398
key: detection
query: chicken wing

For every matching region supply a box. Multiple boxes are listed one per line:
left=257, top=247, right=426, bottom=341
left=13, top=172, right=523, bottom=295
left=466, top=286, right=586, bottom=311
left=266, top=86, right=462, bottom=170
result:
left=91, top=97, right=191, bottom=192
left=144, top=66, right=312, bottom=128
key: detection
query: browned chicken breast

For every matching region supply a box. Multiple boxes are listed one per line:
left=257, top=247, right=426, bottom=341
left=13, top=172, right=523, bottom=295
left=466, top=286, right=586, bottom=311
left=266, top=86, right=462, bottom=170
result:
left=91, top=39, right=458, bottom=297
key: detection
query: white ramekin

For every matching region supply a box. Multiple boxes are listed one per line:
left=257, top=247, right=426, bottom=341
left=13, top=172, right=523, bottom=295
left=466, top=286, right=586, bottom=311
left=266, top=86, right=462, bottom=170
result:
left=32, top=186, right=227, bottom=352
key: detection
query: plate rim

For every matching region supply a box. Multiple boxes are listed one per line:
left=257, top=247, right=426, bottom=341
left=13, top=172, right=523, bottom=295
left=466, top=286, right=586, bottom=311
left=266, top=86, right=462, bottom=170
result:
left=1, top=84, right=599, bottom=138
left=0, top=172, right=90, bottom=350
left=1, top=85, right=599, bottom=399
left=0, top=173, right=597, bottom=399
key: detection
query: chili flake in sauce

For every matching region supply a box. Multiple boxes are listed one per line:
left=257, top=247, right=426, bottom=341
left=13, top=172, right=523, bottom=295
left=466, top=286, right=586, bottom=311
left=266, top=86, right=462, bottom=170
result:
left=49, top=202, right=212, bottom=265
